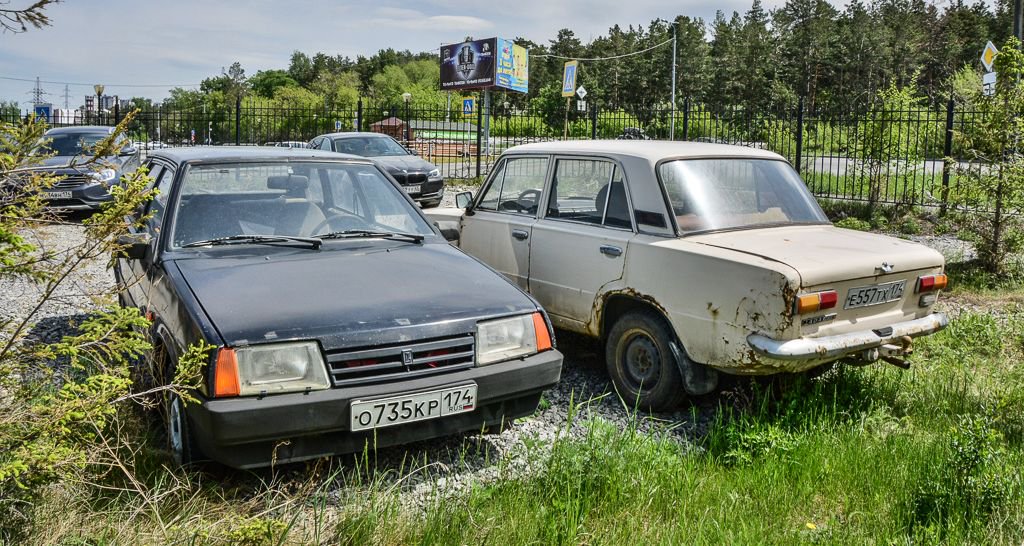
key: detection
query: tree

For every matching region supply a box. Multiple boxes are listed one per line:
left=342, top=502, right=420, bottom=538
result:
left=249, top=69, right=298, bottom=99
left=952, top=38, right=1024, bottom=275
left=0, top=0, right=57, bottom=34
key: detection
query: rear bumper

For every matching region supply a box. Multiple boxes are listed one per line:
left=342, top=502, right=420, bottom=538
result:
left=747, top=312, right=948, bottom=366
left=187, top=349, right=562, bottom=468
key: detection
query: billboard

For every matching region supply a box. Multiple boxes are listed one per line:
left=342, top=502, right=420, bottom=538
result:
left=495, top=38, right=528, bottom=93
left=440, top=38, right=496, bottom=90
left=440, top=37, right=528, bottom=93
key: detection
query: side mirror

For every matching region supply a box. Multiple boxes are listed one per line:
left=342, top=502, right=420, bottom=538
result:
left=120, top=146, right=138, bottom=156
left=455, top=191, right=473, bottom=209
left=405, top=146, right=419, bottom=156
left=116, top=232, right=152, bottom=260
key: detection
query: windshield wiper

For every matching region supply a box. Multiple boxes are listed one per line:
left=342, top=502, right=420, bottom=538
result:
left=319, top=229, right=425, bottom=244
left=182, top=234, right=322, bottom=249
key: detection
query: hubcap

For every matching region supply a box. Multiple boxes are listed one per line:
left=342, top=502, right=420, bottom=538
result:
left=168, top=396, right=184, bottom=462
left=623, top=332, right=660, bottom=388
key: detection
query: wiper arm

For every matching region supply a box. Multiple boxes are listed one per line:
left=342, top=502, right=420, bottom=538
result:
left=182, top=234, right=322, bottom=249
left=319, top=229, right=424, bottom=244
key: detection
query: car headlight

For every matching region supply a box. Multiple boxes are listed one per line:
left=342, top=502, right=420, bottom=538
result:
left=213, top=341, right=331, bottom=397
left=428, top=168, right=441, bottom=178
left=476, top=312, right=552, bottom=366
left=90, top=168, right=117, bottom=183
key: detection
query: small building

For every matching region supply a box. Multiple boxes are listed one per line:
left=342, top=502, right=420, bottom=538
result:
left=369, top=117, right=479, bottom=142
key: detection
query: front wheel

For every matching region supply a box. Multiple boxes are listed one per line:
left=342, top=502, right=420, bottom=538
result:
left=605, top=311, right=685, bottom=411
left=165, top=392, right=203, bottom=466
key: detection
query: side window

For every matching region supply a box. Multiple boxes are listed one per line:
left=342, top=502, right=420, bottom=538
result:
left=319, top=138, right=333, bottom=151
left=475, top=157, right=548, bottom=215
left=545, top=159, right=631, bottom=229
left=148, top=166, right=176, bottom=233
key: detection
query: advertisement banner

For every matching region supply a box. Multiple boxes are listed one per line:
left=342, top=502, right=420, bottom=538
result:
left=440, top=38, right=496, bottom=90
left=495, top=38, right=529, bottom=93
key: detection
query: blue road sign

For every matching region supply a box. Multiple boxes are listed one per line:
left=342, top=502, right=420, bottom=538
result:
left=463, top=98, right=475, bottom=115
left=561, top=61, right=578, bottom=97
left=33, top=104, right=51, bottom=121
left=335, top=120, right=342, bottom=131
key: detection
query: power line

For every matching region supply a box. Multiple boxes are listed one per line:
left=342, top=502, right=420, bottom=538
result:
left=0, top=75, right=201, bottom=88
left=530, top=37, right=673, bottom=61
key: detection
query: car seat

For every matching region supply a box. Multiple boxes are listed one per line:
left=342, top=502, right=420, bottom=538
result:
left=595, top=182, right=631, bottom=228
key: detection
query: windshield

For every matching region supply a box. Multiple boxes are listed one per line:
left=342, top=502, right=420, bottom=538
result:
left=332, top=136, right=409, bottom=157
left=658, top=158, right=828, bottom=234
left=38, top=131, right=114, bottom=156
left=169, top=161, right=433, bottom=248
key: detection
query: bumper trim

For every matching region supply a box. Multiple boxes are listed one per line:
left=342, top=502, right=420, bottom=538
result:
left=747, top=313, right=949, bottom=361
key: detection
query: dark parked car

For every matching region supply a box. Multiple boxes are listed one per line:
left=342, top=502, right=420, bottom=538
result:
left=114, top=147, right=561, bottom=468
left=16, top=126, right=140, bottom=210
left=309, top=132, right=444, bottom=207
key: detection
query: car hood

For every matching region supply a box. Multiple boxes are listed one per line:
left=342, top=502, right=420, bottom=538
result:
left=372, top=155, right=437, bottom=173
left=689, top=225, right=944, bottom=286
left=171, top=241, right=536, bottom=349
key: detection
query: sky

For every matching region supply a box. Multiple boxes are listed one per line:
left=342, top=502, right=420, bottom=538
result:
left=1, top=0, right=829, bottom=108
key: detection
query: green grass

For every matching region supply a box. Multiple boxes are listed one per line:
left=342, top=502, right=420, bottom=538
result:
left=15, top=291, right=1024, bottom=545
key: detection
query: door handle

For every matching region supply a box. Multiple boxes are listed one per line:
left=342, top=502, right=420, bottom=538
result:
left=600, top=245, right=622, bottom=257
left=511, top=229, right=529, bottom=241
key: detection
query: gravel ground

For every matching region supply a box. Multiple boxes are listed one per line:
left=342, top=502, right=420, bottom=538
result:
left=1, top=208, right=994, bottom=507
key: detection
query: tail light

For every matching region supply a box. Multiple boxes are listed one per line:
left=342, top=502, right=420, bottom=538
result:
left=213, top=347, right=240, bottom=398
left=916, top=274, right=948, bottom=293
left=795, top=290, right=838, bottom=314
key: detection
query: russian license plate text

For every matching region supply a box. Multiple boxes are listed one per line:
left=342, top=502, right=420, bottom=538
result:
left=350, top=384, right=476, bottom=431
left=845, top=280, right=906, bottom=309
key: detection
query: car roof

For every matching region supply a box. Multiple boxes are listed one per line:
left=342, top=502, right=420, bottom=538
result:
left=149, top=146, right=367, bottom=164
left=44, top=125, right=115, bottom=135
left=504, top=140, right=785, bottom=162
left=318, top=132, right=393, bottom=139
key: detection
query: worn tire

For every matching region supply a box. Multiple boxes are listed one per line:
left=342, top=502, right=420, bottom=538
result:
left=165, top=392, right=203, bottom=466
left=605, top=311, right=685, bottom=411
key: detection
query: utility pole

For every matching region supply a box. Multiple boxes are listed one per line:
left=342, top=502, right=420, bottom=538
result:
left=1016, top=0, right=1023, bottom=41
left=62, top=84, right=70, bottom=110
left=30, top=76, right=46, bottom=106
left=670, top=20, right=677, bottom=140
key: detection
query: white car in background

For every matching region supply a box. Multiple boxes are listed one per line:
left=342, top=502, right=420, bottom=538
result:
left=427, top=141, right=949, bottom=410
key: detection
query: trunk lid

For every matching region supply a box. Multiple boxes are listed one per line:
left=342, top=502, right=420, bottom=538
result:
left=690, top=225, right=945, bottom=337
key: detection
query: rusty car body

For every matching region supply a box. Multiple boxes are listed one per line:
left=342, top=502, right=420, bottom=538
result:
left=426, top=141, right=948, bottom=410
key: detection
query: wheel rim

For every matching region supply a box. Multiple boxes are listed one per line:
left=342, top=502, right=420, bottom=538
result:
left=168, top=396, right=184, bottom=463
left=622, top=330, right=661, bottom=390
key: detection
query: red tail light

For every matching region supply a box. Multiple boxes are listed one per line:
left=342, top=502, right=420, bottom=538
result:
left=796, top=290, right=838, bottom=314
left=917, top=274, right=948, bottom=293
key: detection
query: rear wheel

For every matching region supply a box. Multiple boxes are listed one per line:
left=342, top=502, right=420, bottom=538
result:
left=605, top=311, right=685, bottom=411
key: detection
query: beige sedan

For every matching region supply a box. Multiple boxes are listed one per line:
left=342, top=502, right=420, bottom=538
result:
left=427, top=141, right=948, bottom=410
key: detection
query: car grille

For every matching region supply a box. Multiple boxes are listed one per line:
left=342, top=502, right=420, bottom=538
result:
left=53, top=175, right=92, bottom=188
left=392, top=172, right=428, bottom=185
left=325, top=334, right=475, bottom=387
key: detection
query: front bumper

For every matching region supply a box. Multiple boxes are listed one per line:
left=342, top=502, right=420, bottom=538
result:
left=43, top=182, right=113, bottom=210
left=187, top=349, right=562, bottom=468
left=408, top=178, right=444, bottom=203
left=747, top=312, right=948, bottom=367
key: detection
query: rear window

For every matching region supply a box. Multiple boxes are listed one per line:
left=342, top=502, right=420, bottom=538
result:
left=657, top=159, right=828, bottom=234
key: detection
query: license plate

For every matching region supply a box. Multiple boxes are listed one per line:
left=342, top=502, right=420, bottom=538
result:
left=46, top=190, right=73, bottom=199
left=844, top=280, right=906, bottom=309
left=350, top=384, right=476, bottom=432
left=403, top=184, right=421, bottom=194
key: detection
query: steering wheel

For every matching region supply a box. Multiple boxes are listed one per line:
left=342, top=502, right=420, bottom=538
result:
left=498, top=189, right=543, bottom=213
left=310, top=213, right=367, bottom=235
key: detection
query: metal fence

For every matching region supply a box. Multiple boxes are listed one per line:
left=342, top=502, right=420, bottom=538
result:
left=2, top=97, right=994, bottom=212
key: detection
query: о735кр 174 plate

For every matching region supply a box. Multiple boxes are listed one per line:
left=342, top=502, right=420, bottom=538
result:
left=350, top=384, right=477, bottom=431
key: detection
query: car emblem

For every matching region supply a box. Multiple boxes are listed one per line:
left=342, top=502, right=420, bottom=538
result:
left=876, top=262, right=895, bottom=274
left=401, top=349, right=414, bottom=368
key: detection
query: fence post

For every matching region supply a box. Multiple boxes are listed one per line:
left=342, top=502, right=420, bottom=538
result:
left=475, top=93, right=483, bottom=179
left=591, top=104, right=598, bottom=140
left=681, top=98, right=690, bottom=141
left=235, top=96, right=241, bottom=145
left=113, top=100, right=120, bottom=125
left=940, top=98, right=955, bottom=217
left=356, top=99, right=363, bottom=132
left=795, top=96, right=805, bottom=174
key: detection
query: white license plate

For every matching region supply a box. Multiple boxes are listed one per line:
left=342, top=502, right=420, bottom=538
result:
left=403, top=184, right=421, bottom=194
left=844, top=280, right=906, bottom=309
left=46, top=190, right=73, bottom=199
left=350, top=384, right=477, bottom=432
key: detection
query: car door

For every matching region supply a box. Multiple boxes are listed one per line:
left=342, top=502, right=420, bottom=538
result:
left=459, top=156, right=550, bottom=289
left=122, top=161, right=176, bottom=313
left=528, top=157, right=636, bottom=331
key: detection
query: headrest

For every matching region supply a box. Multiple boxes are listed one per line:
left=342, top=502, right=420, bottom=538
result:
left=267, top=174, right=309, bottom=192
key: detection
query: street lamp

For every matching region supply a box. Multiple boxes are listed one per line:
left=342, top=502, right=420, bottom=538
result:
left=402, top=92, right=412, bottom=143
left=93, top=84, right=104, bottom=123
